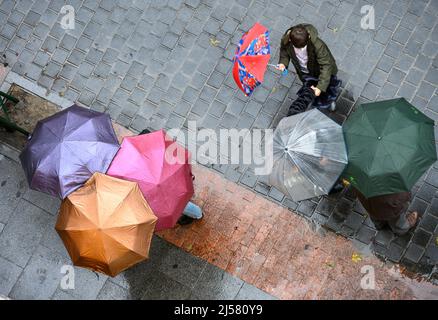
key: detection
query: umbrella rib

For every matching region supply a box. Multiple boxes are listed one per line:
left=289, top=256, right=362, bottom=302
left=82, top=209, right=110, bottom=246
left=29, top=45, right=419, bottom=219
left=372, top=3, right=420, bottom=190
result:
left=102, top=222, right=153, bottom=257
left=290, top=151, right=329, bottom=193
left=60, top=142, right=93, bottom=173
left=281, top=156, right=298, bottom=200
left=63, top=117, right=96, bottom=139
left=40, top=121, right=63, bottom=142
left=100, top=185, right=136, bottom=227
left=63, top=205, right=99, bottom=231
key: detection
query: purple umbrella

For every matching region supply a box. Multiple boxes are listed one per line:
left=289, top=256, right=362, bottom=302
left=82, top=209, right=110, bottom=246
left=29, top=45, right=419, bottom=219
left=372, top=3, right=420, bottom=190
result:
left=19, top=104, right=120, bottom=199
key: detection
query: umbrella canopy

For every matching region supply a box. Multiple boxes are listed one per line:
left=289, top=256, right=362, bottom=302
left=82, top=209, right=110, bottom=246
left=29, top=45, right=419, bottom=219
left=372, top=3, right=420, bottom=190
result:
left=19, top=104, right=119, bottom=199
left=342, top=98, right=437, bottom=198
left=269, top=109, right=348, bottom=202
left=233, top=22, right=270, bottom=96
left=106, top=129, right=194, bottom=231
left=56, top=173, right=157, bottom=277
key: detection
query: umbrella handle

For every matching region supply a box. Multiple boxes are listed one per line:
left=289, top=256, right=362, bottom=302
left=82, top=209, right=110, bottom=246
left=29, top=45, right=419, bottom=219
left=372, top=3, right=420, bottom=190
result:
left=267, top=64, right=288, bottom=75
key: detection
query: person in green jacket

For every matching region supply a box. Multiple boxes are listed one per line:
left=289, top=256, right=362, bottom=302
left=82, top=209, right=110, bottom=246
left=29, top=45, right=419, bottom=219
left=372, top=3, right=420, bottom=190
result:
left=277, top=24, right=341, bottom=114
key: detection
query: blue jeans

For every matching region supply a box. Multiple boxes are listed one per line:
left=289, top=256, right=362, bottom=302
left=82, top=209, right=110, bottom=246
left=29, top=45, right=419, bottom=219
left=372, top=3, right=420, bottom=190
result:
left=183, top=201, right=203, bottom=219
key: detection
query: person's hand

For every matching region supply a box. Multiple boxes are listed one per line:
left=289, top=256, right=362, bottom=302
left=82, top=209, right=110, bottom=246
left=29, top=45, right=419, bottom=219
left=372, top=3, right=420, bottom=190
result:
left=311, top=86, right=321, bottom=96
left=276, top=63, right=286, bottom=71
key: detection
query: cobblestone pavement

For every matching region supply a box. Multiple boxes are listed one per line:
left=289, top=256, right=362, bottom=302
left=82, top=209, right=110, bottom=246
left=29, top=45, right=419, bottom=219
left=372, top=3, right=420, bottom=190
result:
left=0, top=0, right=437, bottom=277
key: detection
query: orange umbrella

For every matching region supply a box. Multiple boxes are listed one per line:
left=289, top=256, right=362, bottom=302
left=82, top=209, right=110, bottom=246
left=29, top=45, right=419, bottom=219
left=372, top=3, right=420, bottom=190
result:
left=55, top=172, right=157, bottom=277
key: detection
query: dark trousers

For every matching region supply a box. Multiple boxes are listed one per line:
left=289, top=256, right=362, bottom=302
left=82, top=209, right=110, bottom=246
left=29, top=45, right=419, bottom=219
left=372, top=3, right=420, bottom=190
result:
left=370, top=203, right=412, bottom=236
left=288, top=75, right=341, bottom=116
left=312, top=75, right=342, bottom=108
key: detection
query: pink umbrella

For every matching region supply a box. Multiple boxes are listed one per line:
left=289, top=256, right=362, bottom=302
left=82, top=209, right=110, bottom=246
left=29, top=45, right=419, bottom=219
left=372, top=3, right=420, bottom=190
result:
left=106, top=129, right=194, bottom=231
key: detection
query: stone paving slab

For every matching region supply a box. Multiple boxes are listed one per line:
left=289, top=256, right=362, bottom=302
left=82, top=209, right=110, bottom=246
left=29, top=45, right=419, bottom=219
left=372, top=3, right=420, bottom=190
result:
left=0, top=0, right=437, bottom=281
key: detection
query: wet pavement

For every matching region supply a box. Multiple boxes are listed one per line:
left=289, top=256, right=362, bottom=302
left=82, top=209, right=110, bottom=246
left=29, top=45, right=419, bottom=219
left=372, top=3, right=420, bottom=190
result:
left=0, top=0, right=437, bottom=298
left=0, top=0, right=436, bottom=276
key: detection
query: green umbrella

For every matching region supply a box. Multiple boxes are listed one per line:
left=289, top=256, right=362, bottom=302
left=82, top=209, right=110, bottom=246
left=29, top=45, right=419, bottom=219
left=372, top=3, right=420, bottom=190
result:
left=343, top=98, right=437, bottom=198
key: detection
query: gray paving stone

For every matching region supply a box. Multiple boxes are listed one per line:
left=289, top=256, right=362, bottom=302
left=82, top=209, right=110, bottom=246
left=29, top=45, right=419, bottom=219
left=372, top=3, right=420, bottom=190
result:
left=216, top=85, right=235, bottom=104
left=9, top=244, right=66, bottom=300
left=128, top=87, right=146, bottom=106
left=0, top=199, right=52, bottom=268
left=121, top=75, right=138, bottom=92
left=404, top=243, right=425, bottom=263
left=398, top=82, right=417, bottom=101
left=395, top=54, right=415, bottom=73
left=56, top=267, right=108, bottom=300
left=412, top=95, right=429, bottom=111
left=33, top=22, right=50, bottom=40
left=387, top=68, right=407, bottom=86
left=36, top=74, right=53, bottom=89
left=424, top=67, right=438, bottom=86
left=157, top=245, right=206, bottom=289
left=226, top=97, right=245, bottom=116
left=129, top=115, right=147, bottom=132
left=24, top=11, right=41, bottom=27
left=97, top=280, right=131, bottom=300
left=417, top=81, right=436, bottom=100
left=415, top=54, right=432, bottom=71
left=121, top=100, right=140, bottom=118
left=192, top=263, right=242, bottom=300
left=59, top=63, right=77, bottom=81
left=139, top=270, right=192, bottom=300
left=429, top=95, right=438, bottom=113
left=85, top=48, right=104, bottom=65
left=0, top=256, right=22, bottom=297
left=22, top=189, right=60, bottom=216
left=116, top=113, right=132, bottom=127
left=405, top=68, right=425, bottom=85
left=207, top=71, right=226, bottom=89
left=32, top=50, right=50, bottom=67
left=404, top=38, right=423, bottom=58
left=412, top=228, right=433, bottom=247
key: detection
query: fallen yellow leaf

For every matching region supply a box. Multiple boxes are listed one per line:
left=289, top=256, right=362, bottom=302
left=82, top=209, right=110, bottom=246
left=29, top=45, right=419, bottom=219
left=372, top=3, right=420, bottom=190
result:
left=271, top=86, right=277, bottom=93
left=435, top=237, right=438, bottom=246
left=209, top=37, right=220, bottom=47
left=352, top=253, right=362, bottom=263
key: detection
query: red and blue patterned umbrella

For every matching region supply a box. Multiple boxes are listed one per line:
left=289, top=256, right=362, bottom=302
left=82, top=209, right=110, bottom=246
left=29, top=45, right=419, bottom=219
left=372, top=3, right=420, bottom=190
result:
left=233, top=22, right=271, bottom=96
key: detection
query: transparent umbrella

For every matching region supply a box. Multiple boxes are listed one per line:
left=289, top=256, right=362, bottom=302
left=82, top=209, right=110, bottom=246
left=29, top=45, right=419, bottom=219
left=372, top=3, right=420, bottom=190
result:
left=269, top=109, right=348, bottom=202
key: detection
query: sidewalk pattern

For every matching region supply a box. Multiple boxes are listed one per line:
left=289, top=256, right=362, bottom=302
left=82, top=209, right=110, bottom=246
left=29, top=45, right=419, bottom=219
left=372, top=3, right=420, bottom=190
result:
left=0, top=0, right=437, bottom=277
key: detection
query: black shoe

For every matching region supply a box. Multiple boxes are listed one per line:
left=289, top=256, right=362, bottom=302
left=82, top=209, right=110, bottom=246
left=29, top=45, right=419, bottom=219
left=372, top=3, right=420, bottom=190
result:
left=140, top=128, right=151, bottom=135
left=177, top=215, right=196, bottom=225
left=328, top=183, right=344, bottom=195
